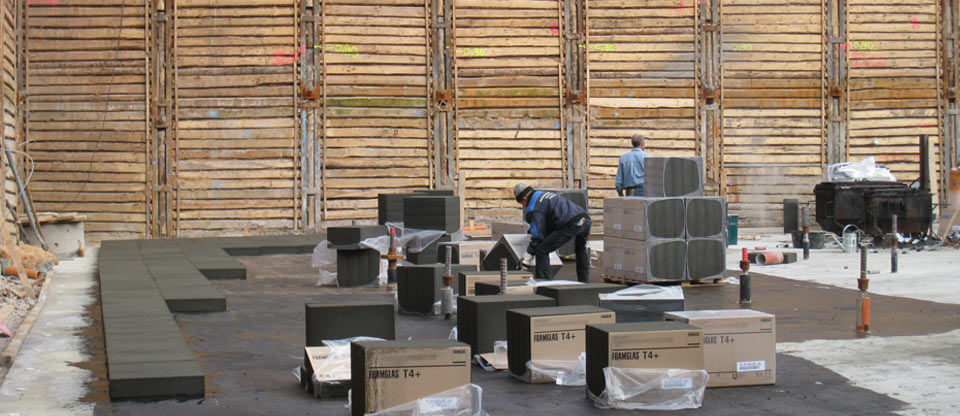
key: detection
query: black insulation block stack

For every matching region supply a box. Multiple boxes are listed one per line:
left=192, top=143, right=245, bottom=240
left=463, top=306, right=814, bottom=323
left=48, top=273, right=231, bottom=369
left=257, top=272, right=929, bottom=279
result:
left=404, top=234, right=452, bottom=265
left=403, top=196, right=460, bottom=232
left=336, top=249, right=381, bottom=287
left=305, top=300, right=395, bottom=346
left=534, top=283, right=626, bottom=306
left=456, top=295, right=555, bottom=354
left=377, top=193, right=416, bottom=225
left=327, top=225, right=388, bottom=246
left=397, top=264, right=477, bottom=313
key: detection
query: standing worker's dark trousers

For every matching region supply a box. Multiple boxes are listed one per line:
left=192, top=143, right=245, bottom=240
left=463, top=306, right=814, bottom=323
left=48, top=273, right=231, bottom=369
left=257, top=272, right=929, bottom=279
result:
left=530, top=216, right=592, bottom=283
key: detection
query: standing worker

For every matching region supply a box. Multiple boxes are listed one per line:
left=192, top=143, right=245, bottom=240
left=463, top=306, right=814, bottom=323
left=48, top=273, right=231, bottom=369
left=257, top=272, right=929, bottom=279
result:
left=513, top=183, right=592, bottom=283
left=615, top=134, right=652, bottom=196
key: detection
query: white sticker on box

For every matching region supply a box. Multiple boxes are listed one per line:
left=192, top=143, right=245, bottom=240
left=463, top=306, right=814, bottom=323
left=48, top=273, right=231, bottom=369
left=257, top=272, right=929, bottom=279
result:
left=660, top=377, right=693, bottom=390
left=614, top=263, right=622, bottom=270
left=737, top=360, right=766, bottom=372
left=633, top=225, right=642, bottom=232
left=613, top=224, right=622, bottom=230
left=421, top=397, right=458, bottom=411
left=634, top=266, right=643, bottom=273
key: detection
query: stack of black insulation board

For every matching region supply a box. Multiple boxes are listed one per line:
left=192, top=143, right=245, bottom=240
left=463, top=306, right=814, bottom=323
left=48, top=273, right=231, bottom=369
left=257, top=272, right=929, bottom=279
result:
left=378, top=193, right=415, bottom=225
left=534, top=283, right=626, bottom=306
left=473, top=280, right=537, bottom=296
left=336, top=249, right=381, bottom=287
left=99, top=240, right=205, bottom=401
left=597, top=289, right=684, bottom=323
left=506, top=305, right=616, bottom=383
left=212, top=234, right=325, bottom=256
left=403, top=196, right=460, bottom=232
left=305, top=300, right=395, bottom=346
left=456, top=295, right=555, bottom=354
left=404, top=234, right=452, bottom=265
left=327, top=225, right=388, bottom=247
left=139, top=240, right=226, bottom=313
left=585, top=322, right=703, bottom=399
left=414, top=189, right=456, bottom=196
left=685, top=196, right=728, bottom=280
left=458, top=270, right=533, bottom=296
left=541, top=188, right=589, bottom=257
left=397, top=264, right=477, bottom=314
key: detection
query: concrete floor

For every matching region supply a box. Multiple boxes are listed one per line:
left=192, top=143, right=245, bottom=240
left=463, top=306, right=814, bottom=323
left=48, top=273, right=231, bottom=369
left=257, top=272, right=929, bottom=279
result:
left=1, top=230, right=958, bottom=415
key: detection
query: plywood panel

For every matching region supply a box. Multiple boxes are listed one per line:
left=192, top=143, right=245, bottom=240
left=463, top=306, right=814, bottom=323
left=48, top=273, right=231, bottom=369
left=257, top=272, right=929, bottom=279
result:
left=174, top=1, right=297, bottom=236
left=26, top=0, right=148, bottom=240
left=721, top=0, right=824, bottom=226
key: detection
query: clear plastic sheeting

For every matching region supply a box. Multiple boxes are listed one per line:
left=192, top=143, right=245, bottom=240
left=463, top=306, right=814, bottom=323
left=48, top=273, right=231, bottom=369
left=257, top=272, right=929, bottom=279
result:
left=594, top=368, right=709, bottom=411
left=526, top=352, right=587, bottom=385
left=599, top=284, right=684, bottom=301
left=475, top=341, right=508, bottom=372
left=826, top=157, right=897, bottom=182
left=366, top=383, right=489, bottom=416
left=310, top=337, right=385, bottom=386
left=524, top=278, right=584, bottom=288
left=312, top=223, right=466, bottom=287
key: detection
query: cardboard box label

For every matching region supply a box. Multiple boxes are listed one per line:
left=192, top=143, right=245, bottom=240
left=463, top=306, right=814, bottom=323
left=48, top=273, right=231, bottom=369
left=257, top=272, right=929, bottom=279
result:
left=633, top=225, right=643, bottom=232
left=462, top=273, right=528, bottom=296
left=614, top=264, right=622, bottom=270
left=613, top=224, right=621, bottom=230
left=661, top=377, right=693, bottom=390
left=737, top=360, right=765, bottom=372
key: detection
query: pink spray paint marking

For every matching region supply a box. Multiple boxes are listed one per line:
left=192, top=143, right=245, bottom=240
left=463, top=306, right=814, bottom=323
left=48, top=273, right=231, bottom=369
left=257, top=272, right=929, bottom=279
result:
left=912, top=17, right=920, bottom=30
left=270, top=45, right=307, bottom=66
left=27, top=0, right=58, bottom=4
left=672, top=0, right=704, bottom=13
left=550, top=22, right=559, bottom=35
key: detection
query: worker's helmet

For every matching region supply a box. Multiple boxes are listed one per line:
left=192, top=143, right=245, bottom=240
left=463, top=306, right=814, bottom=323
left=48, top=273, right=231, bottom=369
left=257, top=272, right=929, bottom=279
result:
left=513, top=183, right=534, bottom=203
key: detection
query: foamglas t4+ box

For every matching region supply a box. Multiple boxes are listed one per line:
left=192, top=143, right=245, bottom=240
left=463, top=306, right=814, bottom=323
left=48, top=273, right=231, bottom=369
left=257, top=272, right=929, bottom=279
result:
left=506, top=305, right=616, bottom=383
left=665, top=309, right=775, bottom=387
left=585, top=321, right=703, bottom=400
left=457, top=294, right=556, bottom=354
left=350, top=339, right=470, bottom=416
left=458, top=270, right=531, bottom=296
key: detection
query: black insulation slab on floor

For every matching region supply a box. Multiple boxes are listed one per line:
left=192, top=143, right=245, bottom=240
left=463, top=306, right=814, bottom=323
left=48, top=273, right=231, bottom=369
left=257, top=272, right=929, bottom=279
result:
left=98, top=234, right=327, bottom=402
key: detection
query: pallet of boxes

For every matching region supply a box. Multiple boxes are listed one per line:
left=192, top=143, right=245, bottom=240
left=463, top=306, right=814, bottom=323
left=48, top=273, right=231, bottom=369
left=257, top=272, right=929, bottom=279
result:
left=603, top=157, right=728, bottom=285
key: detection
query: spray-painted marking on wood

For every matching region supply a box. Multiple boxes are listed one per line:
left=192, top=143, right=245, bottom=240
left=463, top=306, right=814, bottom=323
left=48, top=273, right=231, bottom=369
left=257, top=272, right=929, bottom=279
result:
left=270, top=44, right=360, bottom=65
left=672, top=0, right=704, bottom=12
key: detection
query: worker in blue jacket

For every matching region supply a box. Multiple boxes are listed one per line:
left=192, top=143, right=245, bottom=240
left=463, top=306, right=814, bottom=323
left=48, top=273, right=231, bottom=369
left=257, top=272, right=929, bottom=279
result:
left=513, top=183, right=592, bottom=282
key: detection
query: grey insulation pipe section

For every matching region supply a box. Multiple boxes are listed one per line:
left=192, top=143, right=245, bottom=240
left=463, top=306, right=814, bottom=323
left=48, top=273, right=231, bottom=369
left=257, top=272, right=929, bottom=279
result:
left=3, top=147, right=46, bottom=250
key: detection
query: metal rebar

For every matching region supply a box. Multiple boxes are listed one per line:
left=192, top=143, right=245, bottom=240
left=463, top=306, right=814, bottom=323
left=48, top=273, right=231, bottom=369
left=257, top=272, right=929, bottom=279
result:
left=891, top=214, right=898, bottom=273
left=500, top=258, right=508, bottom=295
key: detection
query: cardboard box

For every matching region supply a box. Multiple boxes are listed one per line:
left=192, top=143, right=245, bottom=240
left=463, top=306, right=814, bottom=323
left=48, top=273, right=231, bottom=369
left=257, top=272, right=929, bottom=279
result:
left=602, top=237, right=624, bottom=278
left=620, top=197, right=686, bottom=241
left=457, top=270, right=531, bottom=296
left=457, top=295, right=556, bottom=354
left=665, top=309, right=776, bottom=387
left=303, top=346, right=349, bottom=398
left=585, top=321, right=703, bottom=399
left=506, top=305, right=616, bottom=383
left=621, top=237, right=687, bottom=283
left=602, top=198, right=623, bottom=238
left=351, top=339, right=470, bottom=416
left=436, top=240, right=496, bottom=266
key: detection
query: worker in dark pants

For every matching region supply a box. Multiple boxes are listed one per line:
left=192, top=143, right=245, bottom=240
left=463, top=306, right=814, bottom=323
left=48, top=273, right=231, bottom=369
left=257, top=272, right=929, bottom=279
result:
left=514, top=183, right=592, bottom=283
left=615, top=134, right=652, bottom=196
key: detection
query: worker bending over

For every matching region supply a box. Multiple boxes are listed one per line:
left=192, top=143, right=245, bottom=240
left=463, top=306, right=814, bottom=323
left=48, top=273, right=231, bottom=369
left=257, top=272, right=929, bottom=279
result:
left=513, top=183, right=592, bottom=283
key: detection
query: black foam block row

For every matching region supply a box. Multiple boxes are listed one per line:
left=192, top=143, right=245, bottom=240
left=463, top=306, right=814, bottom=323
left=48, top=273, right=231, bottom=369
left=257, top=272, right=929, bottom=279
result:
left=304, top=301, right=395, bottom=346
left=686, top=238, right=727, bottom=281
left=598, top=295, right=684, bottom=323
left=414, top=189, right=456, bottom=196
left=336, top=248, right=381, bottom=288
left=456, top=295, right=555, bottom=354
left=404, top=234, right=452, bottom=265
left=684, top=197, right=727, bottom=239
left=402, top=196, right=460, bottom=232
left=397, top=264, right=477, bottom=313
left=378, top=193, right=418, bottom=225
left=534, top=283, right=626, bottom=306
left=644, top=157, right=704, bottom=197
left=327, top=225, right=388, bottom=246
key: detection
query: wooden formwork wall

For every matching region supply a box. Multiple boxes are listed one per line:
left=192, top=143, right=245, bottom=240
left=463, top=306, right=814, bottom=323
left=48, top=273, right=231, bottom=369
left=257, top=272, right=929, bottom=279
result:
left=586, top=0, right=698, bottom=217
left=13, top=0, right=956, bottom=238
left=313, top=0, right=432, bottom=223
left=25, top=0, right=149, bottom=242
left=173, top=1, right=298, bottom=236
left=1, top=0, right=18, bottom=243
left=453, top=0, right=565, bottom=220
left=846, top=0, right=940, bottom=186
left=720, top=0, right=825, bottom=226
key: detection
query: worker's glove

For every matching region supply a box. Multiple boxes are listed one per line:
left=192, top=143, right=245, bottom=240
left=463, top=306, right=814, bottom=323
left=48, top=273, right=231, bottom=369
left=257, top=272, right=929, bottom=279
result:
left=527, top=239, right=541, bottom=255
left=521, top=252, right=536, bottom=269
